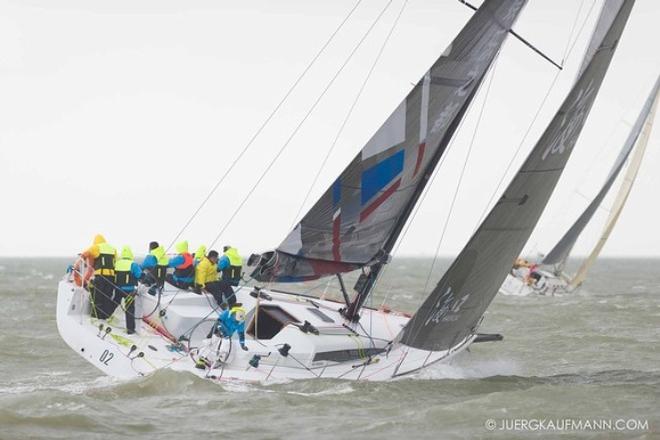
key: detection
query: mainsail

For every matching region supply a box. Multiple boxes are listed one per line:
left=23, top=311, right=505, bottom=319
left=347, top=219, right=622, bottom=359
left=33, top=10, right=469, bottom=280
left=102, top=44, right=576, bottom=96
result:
left=400, top=1, right=635, bottom=351
left=570, top=76, right=659, bottom=287
left=251, top=0, right=528, bottom=283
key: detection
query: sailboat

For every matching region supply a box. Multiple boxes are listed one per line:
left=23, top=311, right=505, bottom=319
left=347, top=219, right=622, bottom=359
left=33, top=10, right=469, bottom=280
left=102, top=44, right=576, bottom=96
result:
left=56, top=0, right=635, bottom=382
left=500, top=74, right=659, bottom=297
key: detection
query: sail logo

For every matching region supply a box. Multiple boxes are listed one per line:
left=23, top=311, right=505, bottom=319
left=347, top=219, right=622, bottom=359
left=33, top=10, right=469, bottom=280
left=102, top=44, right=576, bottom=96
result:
left=541, top=80, right=596, bottom=161
left=430, top=100, right=460, bottom=135
left=424, top=286, right=470, bottom=326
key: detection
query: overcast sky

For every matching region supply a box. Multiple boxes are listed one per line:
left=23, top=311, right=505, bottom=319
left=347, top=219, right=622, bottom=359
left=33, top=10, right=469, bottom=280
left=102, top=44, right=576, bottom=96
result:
left=1, top=0, right=658, bottom=259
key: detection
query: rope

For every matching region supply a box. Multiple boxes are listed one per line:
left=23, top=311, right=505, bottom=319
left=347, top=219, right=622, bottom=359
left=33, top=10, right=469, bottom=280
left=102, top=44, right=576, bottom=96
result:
left=289, top=0, right=410, bottom=228
left=371, top=50, right=497, bottom=310
left=473, top=0, right=598, bottom=231
left=207, top=0, right=395, bottom=248
left=165, top=0, right=365, bottom=251
left=419, top=55, right=499, bottom=297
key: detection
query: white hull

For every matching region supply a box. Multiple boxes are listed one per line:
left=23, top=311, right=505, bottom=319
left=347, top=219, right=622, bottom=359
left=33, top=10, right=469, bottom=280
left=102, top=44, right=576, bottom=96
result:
left=57, top=278, right=475, bottom=383
left=498, top=271, right=575, bottom=297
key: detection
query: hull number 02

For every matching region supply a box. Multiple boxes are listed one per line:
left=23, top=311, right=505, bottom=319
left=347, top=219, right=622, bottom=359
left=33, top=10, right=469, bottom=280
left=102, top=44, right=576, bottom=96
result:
left=99, top=349, right=114, bottom=365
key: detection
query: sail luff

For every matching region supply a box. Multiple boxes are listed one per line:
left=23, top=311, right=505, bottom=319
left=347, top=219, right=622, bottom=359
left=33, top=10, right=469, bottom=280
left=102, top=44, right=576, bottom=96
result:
left=399, top=0, right=635, bottom=351
left=570, top=78, right=659, bottom=287
left=250, top=0, right=528, bottom=283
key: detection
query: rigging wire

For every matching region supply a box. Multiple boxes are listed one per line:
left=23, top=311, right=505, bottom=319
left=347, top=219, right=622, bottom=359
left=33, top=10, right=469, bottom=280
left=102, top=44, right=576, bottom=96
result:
left=473, top=0, right=598, bottom=232
left=370, top=86, right=476, bottom=308
left=289, top=0, right=410, bottom=229
left=165, top=0, right=364, bottom=251
left=207, top=0, right=396, bottom=248
left=418, top=55, right=500, bottom=297
left=373, top=1, right=597, bottom=309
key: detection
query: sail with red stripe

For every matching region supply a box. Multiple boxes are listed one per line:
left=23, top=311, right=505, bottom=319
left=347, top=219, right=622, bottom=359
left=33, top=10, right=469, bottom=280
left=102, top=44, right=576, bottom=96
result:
left=250, top=0, right=527, bottom=282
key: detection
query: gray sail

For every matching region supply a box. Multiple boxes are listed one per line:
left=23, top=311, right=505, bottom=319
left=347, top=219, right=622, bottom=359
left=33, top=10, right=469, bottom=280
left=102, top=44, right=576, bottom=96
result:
left=400, top=1, right=634, bottom=351
left=543, top=73, right=660, bottom=268
left=251, top=0, right=527, bottom=283
left=577, top=0, right=625, bottom=79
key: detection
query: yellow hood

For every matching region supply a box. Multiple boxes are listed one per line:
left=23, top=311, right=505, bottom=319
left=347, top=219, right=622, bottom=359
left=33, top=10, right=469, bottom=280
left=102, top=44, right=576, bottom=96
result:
left=175, top=241, right=189, bottom=254
left=120, top=246, right=134, bottom=260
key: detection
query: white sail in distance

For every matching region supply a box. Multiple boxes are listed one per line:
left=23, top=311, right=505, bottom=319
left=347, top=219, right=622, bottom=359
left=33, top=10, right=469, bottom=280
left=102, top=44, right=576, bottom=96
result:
left=571, top=76, right=660, bottom=287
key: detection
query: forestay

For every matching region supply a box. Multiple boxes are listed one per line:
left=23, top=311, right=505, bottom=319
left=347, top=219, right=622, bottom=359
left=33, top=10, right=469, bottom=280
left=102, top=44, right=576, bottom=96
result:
left=400, top=1, right=635, bottom=351
left=251, top=0, right=528, bottom=282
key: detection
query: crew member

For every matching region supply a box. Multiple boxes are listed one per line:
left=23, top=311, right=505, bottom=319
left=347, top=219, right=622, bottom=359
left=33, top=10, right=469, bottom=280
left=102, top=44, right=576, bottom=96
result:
left=82, top=234, right=117, bottom=320
left=140, top=241, right=159, bottom=284
left=114, top=246, right=142, bottom=334
left=218, top=245, right=243, bottom=287
left=216, top=305, right=248, bottom=351
left=142, top=242, right=169, bottom=290
left=195, top=250, right=235, bottom=307
left=167, top=240, right=194, bottom=289
left=195, top=305, right=248, bottom=369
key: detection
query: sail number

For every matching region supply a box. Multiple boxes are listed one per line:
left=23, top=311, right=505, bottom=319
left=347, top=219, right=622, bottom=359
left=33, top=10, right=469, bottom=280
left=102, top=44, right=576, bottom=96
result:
left=99, top=349, right=114, bottom=365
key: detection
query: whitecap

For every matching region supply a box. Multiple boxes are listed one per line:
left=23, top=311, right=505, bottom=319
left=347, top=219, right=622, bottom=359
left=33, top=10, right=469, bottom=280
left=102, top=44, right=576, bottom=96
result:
left=285, top=383, right=355, bottom=397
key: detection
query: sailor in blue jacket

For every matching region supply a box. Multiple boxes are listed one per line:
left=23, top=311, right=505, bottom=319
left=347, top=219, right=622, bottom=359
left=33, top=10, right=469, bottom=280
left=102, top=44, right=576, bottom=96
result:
left=140, top=241, right=160, bottom=271
left=217, top=306, right=248, bottom=351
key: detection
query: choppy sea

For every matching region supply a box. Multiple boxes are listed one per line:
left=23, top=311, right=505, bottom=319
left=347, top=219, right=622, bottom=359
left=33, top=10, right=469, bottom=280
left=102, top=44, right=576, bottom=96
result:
left=0, top=257, right=658, bottom=439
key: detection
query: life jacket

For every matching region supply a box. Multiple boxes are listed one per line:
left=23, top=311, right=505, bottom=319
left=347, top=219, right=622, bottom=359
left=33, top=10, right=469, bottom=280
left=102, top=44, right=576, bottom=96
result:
left=174, top=252, right=194, bottom=279
left=115, top=258, right=137, bottom=288
left=94, top=242, right=116, bottom=276
left=222, top=248, right=242, bottom=285
left=73, top=255, right=94, bottom=287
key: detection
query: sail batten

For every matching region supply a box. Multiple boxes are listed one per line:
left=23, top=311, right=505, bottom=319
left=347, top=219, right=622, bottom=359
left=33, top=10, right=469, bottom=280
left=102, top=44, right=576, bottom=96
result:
left=399, top=0, right=635, bottom=351
left=251, top=0, right=528, bottom=283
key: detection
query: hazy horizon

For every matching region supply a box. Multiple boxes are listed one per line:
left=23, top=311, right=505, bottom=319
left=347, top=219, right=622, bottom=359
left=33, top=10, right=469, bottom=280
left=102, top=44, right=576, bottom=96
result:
left=1, top=1, right=658, bottom=259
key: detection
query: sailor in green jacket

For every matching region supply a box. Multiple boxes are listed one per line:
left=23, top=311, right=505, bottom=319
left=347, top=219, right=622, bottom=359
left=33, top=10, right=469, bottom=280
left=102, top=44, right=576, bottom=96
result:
left=141, top=241, right=169, bottom=292
left=114, top=246, right=142, bottom=334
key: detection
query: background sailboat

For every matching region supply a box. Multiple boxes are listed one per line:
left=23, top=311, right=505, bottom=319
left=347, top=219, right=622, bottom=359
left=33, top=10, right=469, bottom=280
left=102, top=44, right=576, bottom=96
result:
left=501, top=74, right=659, bottom=296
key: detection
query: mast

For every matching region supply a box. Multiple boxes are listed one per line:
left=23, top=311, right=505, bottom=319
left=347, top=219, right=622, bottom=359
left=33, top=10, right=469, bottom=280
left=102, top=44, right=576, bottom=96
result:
left=343, top=79, right=482, bottom=320
left=570, top=77, right=659, bottom=287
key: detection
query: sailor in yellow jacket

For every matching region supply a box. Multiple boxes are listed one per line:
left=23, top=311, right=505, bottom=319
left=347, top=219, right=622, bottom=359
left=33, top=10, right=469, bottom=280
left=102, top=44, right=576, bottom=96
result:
left=195, top=250, right=235, bottom=308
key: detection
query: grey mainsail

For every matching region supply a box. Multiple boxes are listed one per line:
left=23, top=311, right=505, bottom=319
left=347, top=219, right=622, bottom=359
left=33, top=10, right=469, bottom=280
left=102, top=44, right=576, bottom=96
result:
left=250, top=0, right=527, bottom=283
left=543, top=74, right=659, bottom=269
left=400, top=1, right=634, bottom=351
